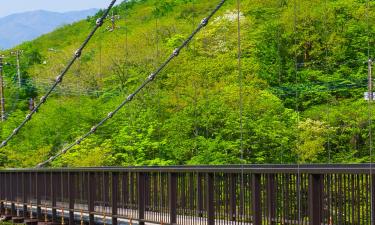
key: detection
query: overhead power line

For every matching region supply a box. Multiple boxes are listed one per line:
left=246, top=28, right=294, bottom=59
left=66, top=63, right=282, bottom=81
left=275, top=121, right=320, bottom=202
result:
left=0, top=0, right=118, bottom=148
left=36, top=0, right=227, bottom=168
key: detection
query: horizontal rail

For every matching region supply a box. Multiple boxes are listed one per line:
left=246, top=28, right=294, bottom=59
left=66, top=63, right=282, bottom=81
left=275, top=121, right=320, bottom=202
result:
left=2, top=164, right=375, bottom=174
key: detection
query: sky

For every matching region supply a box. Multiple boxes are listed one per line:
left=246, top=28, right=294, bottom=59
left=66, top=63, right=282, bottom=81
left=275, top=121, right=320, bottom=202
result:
left=0, top=0, right=122, bottom=17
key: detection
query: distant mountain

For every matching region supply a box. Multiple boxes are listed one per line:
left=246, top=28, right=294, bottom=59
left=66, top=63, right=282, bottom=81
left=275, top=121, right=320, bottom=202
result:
left=0, top=9, right=98, bottom=49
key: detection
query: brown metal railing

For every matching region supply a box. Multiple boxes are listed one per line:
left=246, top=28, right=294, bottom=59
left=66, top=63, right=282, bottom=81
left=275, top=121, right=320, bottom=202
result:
left=0, top=165, right=374, bottom=225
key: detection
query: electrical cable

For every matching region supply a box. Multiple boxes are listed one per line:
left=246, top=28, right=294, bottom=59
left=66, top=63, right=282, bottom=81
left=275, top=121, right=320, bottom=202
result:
left=35, top=0, right=227, bottom=168
left=0, top=0, right=118, bottom=148
left=293, top=0, right=302, bottom=223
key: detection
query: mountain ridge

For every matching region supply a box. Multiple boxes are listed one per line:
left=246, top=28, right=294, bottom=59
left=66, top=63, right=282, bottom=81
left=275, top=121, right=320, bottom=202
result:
left=0, top=8, right=99, bottom=49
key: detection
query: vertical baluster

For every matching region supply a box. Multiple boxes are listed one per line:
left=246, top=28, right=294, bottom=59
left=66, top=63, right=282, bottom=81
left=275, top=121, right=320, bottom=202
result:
left=51, top=172, right=57, bottom=222
left=169, top=173, right=177, bottom=224
left=267, top=174, right=276, bottom=225
left=252, top=174, right=261, bottom=225
left=309, top=174, right=322, bottom=225
left=372, top=174, right=375, bottom=225
left=138, top=172, right=145, bottom=225
left=112, top=172, right=118, bottom=225
left=68, top=172, right=75, bottom=225
left=36, top=172, right=41, bottom=220
left=206, top=173, right=214, bottom=225
left=88, top=172, right=95, bottom=225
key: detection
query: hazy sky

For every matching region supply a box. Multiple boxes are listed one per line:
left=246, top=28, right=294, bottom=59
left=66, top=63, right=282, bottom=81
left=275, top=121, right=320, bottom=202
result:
left=0, top=0, right=121, bottom=17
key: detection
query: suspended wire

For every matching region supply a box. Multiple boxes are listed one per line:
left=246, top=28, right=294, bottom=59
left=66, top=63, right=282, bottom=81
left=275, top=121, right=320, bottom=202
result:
left=77, top=55, right=82, bottom=156
left=0, top=0, right=118, bottom=148
left=154, top=8, right=160, bottom=161
left=192, top=1, right=199, bottom=156
left=237, top=0, right=243, bottom=163
left=124, top=1, right=129, bottom=80
left=366, top=0, right=374, bottom=224
left=277, top=0, right=284, bottom=163
left=293, top=0, right=302, bottom=224
left=203, top=11, right=210, bottom=141
left=322, top=0, right=333, bottom=223
left=99, top=28, right=103, bottom=82
left=271, top=82, right=368, bottom=101
left=36, top=0, right=227, bottom=168
left=236, top=0, right=245, bottom=221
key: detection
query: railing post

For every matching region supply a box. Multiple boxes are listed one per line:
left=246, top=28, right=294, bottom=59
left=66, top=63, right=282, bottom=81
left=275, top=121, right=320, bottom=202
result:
left=267, top=174, right=276, bottom=225
left=309, top=174, right=322, bottom=225
left=0, top=173, right=4, bottom=215
left=51, top=172, right=57, bottom=222
left=206, top=173, right=215, bottom=225
left=169, top=173, right=177, bottom=224
left=68, top=172, right=75, bottom=225
left=23, top=172, right=27, bottom=218
left=11, top=173, right=16, bottom=216
left=138, top=172, right=145, bottom=225
left=197, top=173, right=203, bottom=217
left=229, top=174, right=236, bottom=221
left=88, top=172, right=95, bottom=225
left=36, top=172, right=42, bottom=220
left=112, top=172, right=118, bottom=225
left=252, top=174, right=261, bottom=225
left=372, top=174, right=375, bottom=225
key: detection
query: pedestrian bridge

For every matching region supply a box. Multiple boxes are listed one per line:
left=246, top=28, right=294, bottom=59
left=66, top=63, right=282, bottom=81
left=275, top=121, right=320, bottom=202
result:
left=0, top=165, right=373, bottom=225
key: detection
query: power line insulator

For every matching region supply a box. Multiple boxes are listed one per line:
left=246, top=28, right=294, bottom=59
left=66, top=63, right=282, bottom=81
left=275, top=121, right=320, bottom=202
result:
left=40, top=96, right=46, bottom=103
left=127, top=94, right=135, bottom=101
left=96, top=18, right=104, bottom=27
left=25, top=114, right=32, bottom=120
left=201, top=18, right=208, bottom=27
left=56, top=75, right=63, bottom=83
left=75, top=50, right=82, bottom=58
left=173, top=49, right=180, bottom=57
left=148, top=73, right=156, bottom=81
left=91, top=126, right=97, bottom=133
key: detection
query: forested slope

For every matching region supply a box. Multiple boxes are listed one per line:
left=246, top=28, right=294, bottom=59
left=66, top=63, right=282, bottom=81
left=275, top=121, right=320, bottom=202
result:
left=0, top=0, right=374, bottom=167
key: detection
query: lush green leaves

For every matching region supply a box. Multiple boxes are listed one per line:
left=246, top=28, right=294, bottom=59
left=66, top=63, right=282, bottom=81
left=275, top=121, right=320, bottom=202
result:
left=0, top=0, right=374, bottom=167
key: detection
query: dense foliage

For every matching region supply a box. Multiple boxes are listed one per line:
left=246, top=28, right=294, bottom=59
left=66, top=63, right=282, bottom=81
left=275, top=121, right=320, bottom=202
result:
left=0, top=0, right=374, bottom=167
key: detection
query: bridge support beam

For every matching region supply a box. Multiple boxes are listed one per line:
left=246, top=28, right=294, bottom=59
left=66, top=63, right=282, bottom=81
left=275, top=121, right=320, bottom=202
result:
left=309, top=174, right=322, bottom=225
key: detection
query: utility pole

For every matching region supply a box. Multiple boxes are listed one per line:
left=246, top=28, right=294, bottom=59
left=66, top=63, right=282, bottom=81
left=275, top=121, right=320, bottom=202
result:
left=107, top=12, right=120, bottom=32
left=0, top=56, right=6, bottom=121
left=11, top=50, right=22, bottom=88
left=369, top=59, right=373, bottom=101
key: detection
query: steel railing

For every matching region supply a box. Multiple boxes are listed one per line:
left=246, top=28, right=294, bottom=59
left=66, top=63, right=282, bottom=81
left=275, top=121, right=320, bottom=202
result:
left=0, top=164, right=374, bottom=225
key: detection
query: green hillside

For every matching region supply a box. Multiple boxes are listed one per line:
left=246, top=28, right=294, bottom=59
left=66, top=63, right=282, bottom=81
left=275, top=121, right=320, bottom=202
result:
left=0, top=0, right=374, bottom=167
